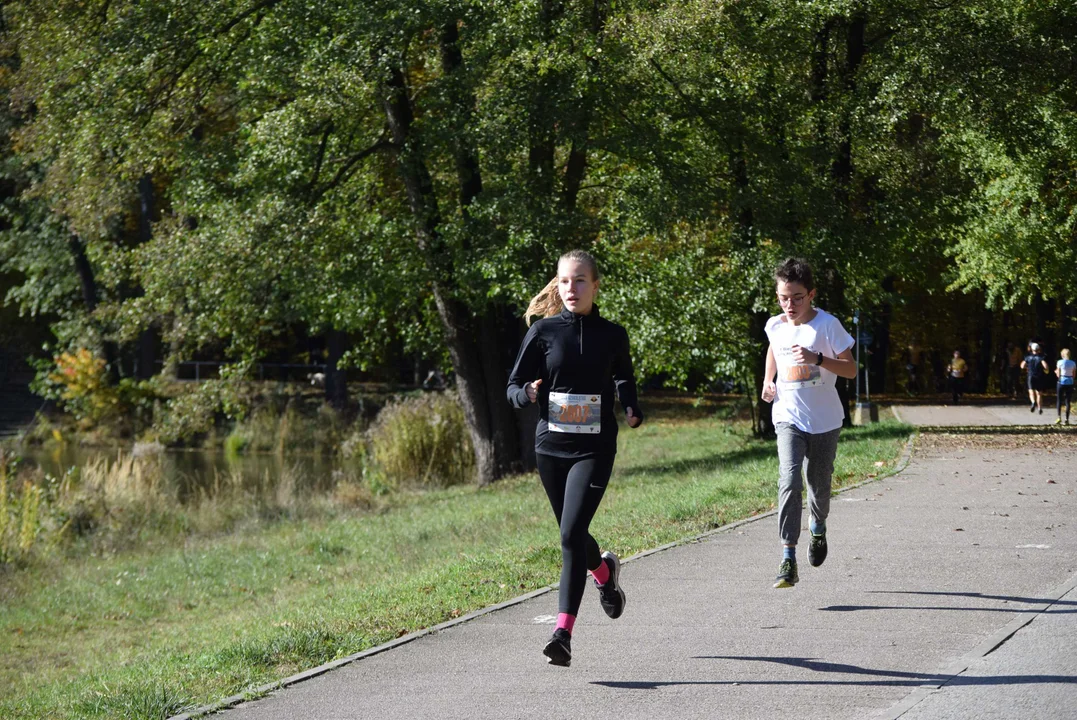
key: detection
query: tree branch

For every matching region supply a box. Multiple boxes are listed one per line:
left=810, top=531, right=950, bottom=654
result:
left=310, top=137, right=393, bottom=203
left=305, top=121, right=334, bottom=199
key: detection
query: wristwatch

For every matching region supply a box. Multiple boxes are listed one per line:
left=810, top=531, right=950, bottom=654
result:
left=816, top=351, right=824, bottom=366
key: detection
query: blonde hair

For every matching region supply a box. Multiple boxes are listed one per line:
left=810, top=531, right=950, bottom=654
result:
left=524, top=249, right=599, bottom=326
left=1063, top=348, right=1072, bottom=360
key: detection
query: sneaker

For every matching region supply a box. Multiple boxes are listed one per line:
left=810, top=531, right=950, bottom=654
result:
left=773, top=558, right=799, bottom=588
left=1056, top=417, right=1063, bottom=425
left=1030, top=404, right=1036, bottom=413
left=808, top=532, right=828, bottom=567
left=543, top=628, right=572, bottom=667
left=1039, top=408, right=1044, bottom=415
left=595, top=551, right=626, bottom=619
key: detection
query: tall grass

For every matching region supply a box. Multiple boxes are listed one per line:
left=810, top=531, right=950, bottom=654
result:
left=0, top=454, right=44, bottom=565
left=225, top=402, right=349, bottom=456
left=365, top=391, right=475, bottom=490
left=0, top=449, right=377, bottom=565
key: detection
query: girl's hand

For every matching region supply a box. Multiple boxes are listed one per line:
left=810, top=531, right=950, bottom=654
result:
left=525, top=378, right=543, bottom=403
left=761, top=380, right=777, bottom=403
left=626, top=407, right=642, bottom=428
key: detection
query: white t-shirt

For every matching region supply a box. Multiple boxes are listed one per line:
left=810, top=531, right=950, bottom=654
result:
left=1058, top=359, right=1076, bottom=386
left=766, top=308, right=855, bottom=434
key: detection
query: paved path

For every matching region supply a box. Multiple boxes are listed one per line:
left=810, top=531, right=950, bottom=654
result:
left=192, top=419, right=1077, bottom=720
left=892, top=402, right=1068, bottom=427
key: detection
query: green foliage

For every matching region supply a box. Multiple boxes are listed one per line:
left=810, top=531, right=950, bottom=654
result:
left=3, top=0, right=1077, bottom=459
left=366, top=392, right=476, bottom=490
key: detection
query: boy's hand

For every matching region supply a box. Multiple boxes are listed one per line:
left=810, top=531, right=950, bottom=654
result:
left=761, top=380, right=776, bottom=403
left=626, top=407, right=642, bottom=428
left=790, top=344, right=813, bottom=365
left=525, top=378, right=542, bottom=403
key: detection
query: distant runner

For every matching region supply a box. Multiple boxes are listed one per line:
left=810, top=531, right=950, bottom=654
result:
left=507, top=249, right=643, bottom=667
left=946, top=350, right=968, bottom=405
left=761, top=258, right=857, bottom=589
left=1056, top=348, right=1075, bottom=425
left=1022, top=343, right=1050, bottom=415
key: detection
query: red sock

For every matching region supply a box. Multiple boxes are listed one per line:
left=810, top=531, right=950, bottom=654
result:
left=591, top=560, right=610, bottom=586
left=556, top=613, right=576, bottom=634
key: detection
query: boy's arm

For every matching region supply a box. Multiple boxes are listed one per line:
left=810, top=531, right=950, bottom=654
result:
left=761, top=345, right=777, bottom=403
left=822, top=347, right=858, bottom=379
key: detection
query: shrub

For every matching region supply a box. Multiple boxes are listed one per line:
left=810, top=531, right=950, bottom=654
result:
left=44, top=348, right=120, bottom=425
left=366, top=391, right=475, bottom=490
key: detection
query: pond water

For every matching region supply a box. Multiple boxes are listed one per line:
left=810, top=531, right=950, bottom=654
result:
left=17, top=444, right=345, bottom=504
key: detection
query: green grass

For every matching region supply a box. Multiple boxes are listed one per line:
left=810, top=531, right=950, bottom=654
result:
left=0, top=411, right=911, bottom=720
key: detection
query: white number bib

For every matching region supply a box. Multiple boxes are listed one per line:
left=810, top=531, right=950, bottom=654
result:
left=548, top=392, right=602, bottom=434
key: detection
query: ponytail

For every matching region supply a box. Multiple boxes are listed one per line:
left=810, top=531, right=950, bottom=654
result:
left=524, top=249, right=600, bottom=326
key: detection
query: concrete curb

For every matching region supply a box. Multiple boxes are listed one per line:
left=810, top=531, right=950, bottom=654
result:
left=172, top=429, right=920, bottom=720
left=876, top=570, right=1077, bottom=719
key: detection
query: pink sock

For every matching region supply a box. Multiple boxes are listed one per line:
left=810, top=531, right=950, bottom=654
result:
left=591, top=561, right=610, bottom=586
left=556, top=613, right=576, bottom=634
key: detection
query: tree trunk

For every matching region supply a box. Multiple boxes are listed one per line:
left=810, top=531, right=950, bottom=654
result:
left=67, top=234, right=119, bottom=380
left=324, top=328, right=349, bottom=409
left=977, top=306, right=993, bottom=393
left=136, top=173, right=158, bottom=379
left=750, top=310, right=774, bottom=438
left=873, top=275, right=893, bottom=393
left=380, top=56, right=522, bottom=484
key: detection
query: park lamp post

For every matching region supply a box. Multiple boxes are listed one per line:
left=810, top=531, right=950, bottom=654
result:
left=853, top=310, right=878, bottom=425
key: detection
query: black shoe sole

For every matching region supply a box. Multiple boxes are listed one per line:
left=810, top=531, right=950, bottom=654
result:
left=543, top=639, right=571, bottom=667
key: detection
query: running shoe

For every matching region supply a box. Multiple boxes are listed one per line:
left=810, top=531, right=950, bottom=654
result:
left=773, top=558, right=799, bottom=588
left=543, top=628, right=572, bottom=667
left=595, top=551, right=626, bottom=619
left=1056, top=417, right=1063, bottom=425
left=808, top=531, right=828, bottom=567
left=1039, top=408, right=1044, bottom=415
left=1030, top=404, right=1036, bottom=413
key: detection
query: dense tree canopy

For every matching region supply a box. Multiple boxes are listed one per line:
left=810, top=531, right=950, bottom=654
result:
left=1, top=0, right=1074, bottom=477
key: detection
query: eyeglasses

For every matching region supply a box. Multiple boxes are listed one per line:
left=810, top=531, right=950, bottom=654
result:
left=777, top=294, right=808, bottom=307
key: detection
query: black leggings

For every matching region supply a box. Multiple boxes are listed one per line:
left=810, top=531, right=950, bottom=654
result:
left=1059, top=385, right=1074, bottom=419
left=535, top=453, right=614, bottom=616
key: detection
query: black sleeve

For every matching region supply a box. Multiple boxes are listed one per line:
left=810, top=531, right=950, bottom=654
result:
left=612, top=326, right=643, bottom=424
left=507, top=323, right=542, bottom=408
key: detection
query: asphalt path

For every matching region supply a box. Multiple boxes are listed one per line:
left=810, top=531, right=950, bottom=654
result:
left=183, top=414, right=1077, bottom=720
left=892, top=402, right=1069, bottom=427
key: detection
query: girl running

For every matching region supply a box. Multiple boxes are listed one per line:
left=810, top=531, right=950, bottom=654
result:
left=1056, top=348, right=1075, bottom=425
left=507, top=249, right=643, bottom=667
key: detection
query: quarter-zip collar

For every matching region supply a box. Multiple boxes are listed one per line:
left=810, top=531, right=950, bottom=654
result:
left=559, top=305, right=600, bottom=355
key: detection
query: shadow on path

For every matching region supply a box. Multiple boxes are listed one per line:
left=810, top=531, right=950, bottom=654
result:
left=592, top=656, right=1077, bottom=690
left=867, top=590, right=1077, bottom=607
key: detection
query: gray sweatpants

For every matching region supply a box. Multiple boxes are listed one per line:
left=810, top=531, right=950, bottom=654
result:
left=776, top=422, right=841, bottom=546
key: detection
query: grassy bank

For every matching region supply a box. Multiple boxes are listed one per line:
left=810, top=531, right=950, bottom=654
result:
left=0, top=404, right=911, bottom=720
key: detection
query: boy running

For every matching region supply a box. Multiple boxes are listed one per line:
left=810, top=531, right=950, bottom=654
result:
left=761, top=258, right=858, bottom=588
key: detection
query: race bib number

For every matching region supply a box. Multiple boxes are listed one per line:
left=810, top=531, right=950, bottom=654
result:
left=548, top=392, right=602, bottom=434
left=780, top=363, right=823, bottom=388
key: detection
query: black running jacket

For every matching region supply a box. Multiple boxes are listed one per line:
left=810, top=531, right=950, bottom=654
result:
left=507, top=306, right=643, bottom=458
